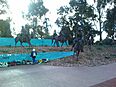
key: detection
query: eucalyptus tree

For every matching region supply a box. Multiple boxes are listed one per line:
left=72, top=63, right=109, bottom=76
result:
left=104, top=6, right=116, bottom=40
left=93, top=0, right=116, bottom=41
left=56, top=0, right=96, bottom=40
left=27, top=0, right=49, bottom=38
left=70, top=0, right=97, bottom=35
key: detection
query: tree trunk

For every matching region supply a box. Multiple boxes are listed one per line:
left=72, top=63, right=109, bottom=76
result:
left=99, top=21, right=102, bottom=41
left=98, top=8, right=102, bottom=41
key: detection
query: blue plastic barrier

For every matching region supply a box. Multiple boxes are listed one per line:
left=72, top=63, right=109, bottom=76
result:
left=0, top=51, right=74, bottom=62
left=0, top=38, right=68, bottom=46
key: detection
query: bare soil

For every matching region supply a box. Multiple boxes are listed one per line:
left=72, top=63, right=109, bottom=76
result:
left=0, top=45, right=116, bottom=67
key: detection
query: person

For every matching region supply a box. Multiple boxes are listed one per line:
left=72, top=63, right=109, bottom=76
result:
left=71, top=37, right=81, bottom=60
left=30, top=48, right=37, bottom=64
left=52, top=30, right=57, bottom=38
left=76, top=28, right=83, bottom=40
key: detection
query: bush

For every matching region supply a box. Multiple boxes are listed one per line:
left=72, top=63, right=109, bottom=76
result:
left=102, top=38, right=112, bottom=45
left=95, top=38, right=114, bottom=45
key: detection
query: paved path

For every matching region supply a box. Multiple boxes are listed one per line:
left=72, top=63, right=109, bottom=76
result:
left=0, top=63, right=116, bottom=87
left=91, top=78, right=116, bottom=87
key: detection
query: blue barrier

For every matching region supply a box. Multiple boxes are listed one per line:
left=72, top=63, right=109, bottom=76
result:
left=0, top=38, right=68, bottom=46
left=0, top=51, right=74, bottom=62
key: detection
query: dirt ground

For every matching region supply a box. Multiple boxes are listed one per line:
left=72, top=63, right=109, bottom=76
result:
left=0, top=46, right=71, bottom=54
left=0, top=45, right=116, bottom=67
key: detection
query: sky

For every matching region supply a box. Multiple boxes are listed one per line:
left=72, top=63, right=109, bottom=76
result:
left=7, top=0, right=94, bottom=33
left=6, top=0, right=107, bottom=41
left=7, top=0, right=71, bottom=35
left=8, top=0, right=30, bottom=34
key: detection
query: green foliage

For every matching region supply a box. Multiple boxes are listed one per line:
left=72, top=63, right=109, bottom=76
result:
left=43, top=18, right=51, bottom=36
left=27, top=0, right=49, bottom=38
left=0, top=20, right=12, bottom=37
left=56, top=0, right=97, bottom=40
left=96, top=0, right=116, bottom=41
left=102, top=38, right=113, bottom=45
left=104, top=7, right=116, bottom=39
left=28, top=0, right=49, bottom=18
left=95, top=37, right=114, bottom=45
left=57, top=6, right=69, bottom=15
left=55, top=16, right=68, bottom=27
left=55, top=0, right=116, bottom=44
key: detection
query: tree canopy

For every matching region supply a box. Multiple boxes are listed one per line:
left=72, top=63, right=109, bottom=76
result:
left=26, top=0, right=49, bottom=38
left=0, top=19, right=12, bottom=37
left=54, top=0, right=116, bottom=42
left=10, top=0, right=116, bottom=41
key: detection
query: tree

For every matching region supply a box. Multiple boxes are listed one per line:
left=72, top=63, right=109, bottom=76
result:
left=95, top=0, right=106, bottom=41
left=104, top=7, right=116, bottom=40
left=101, top=0, right=116, bottom=40
left=56, top=0, right=96, bottom=39
left=94, top=0, right=116, bottom=41
left=0, top=19, right=12, bottom=37
left=27, top=0, right=49, bottom=38
left=43, top=18, right=51, bottom=38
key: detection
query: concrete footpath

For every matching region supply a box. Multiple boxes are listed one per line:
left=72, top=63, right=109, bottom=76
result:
left=0, top=63, right=116, bottom=87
